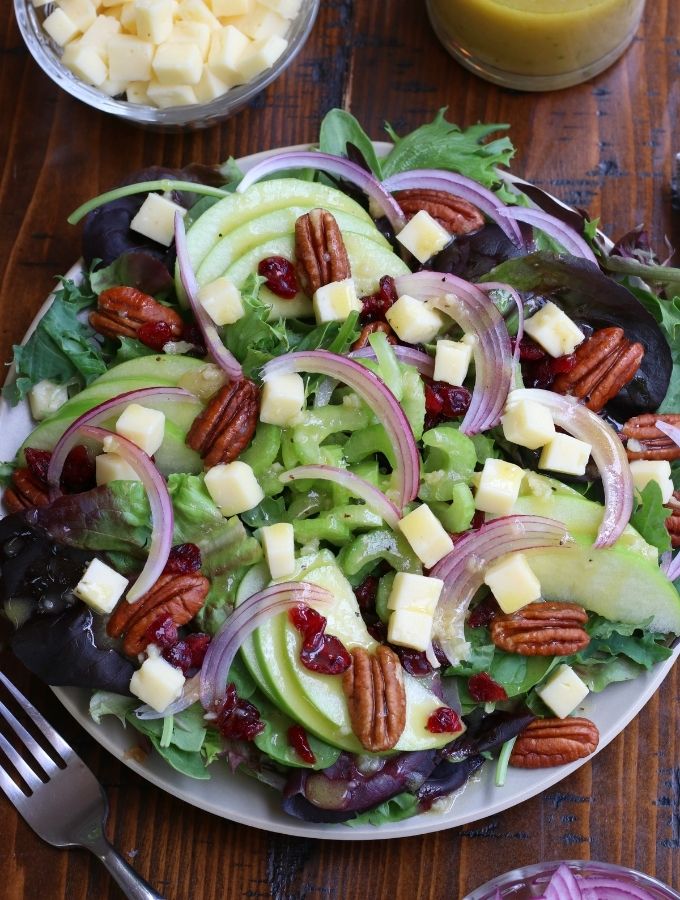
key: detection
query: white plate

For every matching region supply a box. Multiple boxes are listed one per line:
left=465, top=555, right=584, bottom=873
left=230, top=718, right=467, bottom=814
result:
left=2, top=144, right=678, bottom=840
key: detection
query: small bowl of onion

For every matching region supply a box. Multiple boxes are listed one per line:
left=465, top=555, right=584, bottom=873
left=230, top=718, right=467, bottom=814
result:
left=13, top=0, right=319, bottom=130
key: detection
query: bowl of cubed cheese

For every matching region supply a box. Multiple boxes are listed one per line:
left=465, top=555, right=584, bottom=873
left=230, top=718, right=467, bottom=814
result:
left=13, top=0, right=319, bottom=129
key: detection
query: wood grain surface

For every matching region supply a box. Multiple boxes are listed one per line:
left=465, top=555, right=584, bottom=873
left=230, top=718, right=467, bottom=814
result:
left=2, top=1, right=680, bottom=897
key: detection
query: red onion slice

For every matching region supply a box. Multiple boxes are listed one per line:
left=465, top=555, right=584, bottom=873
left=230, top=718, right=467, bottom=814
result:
left=350, top=345, right=435, bottom=378
left=577, top=880, right=656, bottom=899
left=135, top=672, right=201, bottom=720
left=511, top=389, right=634, bottom=548
left=502, top=206, right=598, bottom=264
left=236, top=150, right=407, bottom=233
left=174, top=213, right=243, bottom=380
left=545, top=863, right=583, bottom=900
left=478, top=281, right=525, bottom=365
left=262, top=350, right=420, bottom=510
left=200, top=582, right=333, bottom=711
left=381, top=169, right=524, bottom=247
left=280, top=465, right=401, bottom=529
left=655, top=422, right=680, bottom=581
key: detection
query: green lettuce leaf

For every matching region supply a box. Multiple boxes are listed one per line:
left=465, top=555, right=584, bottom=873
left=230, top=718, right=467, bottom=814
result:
left=347, top=792, right=419, bottom=827
left=318, top=109, right=384, bottom=177
left=126, top=704, right=212, bottom=780
left=630, top=480, right=671, bottom=555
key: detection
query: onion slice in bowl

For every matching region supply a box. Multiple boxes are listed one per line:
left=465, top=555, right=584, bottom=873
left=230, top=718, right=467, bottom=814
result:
left=510, top=388, right=634, bottom=548
left=502, top=206, right=598, bottom=263
left=200, top=582, right=333, bottom=711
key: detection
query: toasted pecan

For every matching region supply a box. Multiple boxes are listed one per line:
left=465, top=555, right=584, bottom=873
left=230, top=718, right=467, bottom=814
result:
left=295, top=209, right=351, bottom=297
left=351, top=321, right=398, bottom=352
left=4, top=468, right=50, bottom=513
left=490, top=602, right=590, bottom=656
left=186, top=379, right=259, bottom=467
left=622, top=413, right=680, bottom=461
left=342, top=645, right=406, bottom=752
left=393, top=188, right=484, bottom=234
left=89, top=286, right=183, bottom=341
left=509, top=717, right=599, bottom=768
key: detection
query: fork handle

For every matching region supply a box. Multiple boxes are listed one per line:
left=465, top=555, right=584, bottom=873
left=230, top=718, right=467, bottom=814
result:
left=88, top=837, right=166, bottom=900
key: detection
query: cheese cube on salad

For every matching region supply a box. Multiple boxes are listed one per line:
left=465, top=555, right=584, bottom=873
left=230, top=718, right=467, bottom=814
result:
left=629, top=459, right=674, bottom=503
left=130, top=193, right=187, bottom=247
left=260, top=373, right=305, bottom=426
left=73, top=558, right=129, bottom=615
left=483, top=553, right=541, bottom=614
left=28, top=380, right=69, bottom=421
left=501, top=396, right=555, bottom=450
left=312, top=279, right=361, bottom=324
left=539, top=433, right=591, bottom=477
left=115, top=404, right=166, bottom=456
left=433, top=339, right=472, bottom=387
left=261, top=523, right=296, bottom=579
left=204, top=461, right=264, bottom=517
left=474, top=457, right=524, bottom=515
left=524, top=301, right=585, bottom=358
left=129, top=656, right=186, bottom=713
left=395, top=210, right=451, bottom=263
left=536, top=664, right=589, bottom=719
left=198, top=276, right=245, bottom=325
left=386, top=572, right=443, bottom=616
left=96, top=452, right=142, bottom=485
left=398, top=504, right=453, bottom=569
left=386, top=295, right=444, bottom=344
left=388, top=609, right=434, bottom=653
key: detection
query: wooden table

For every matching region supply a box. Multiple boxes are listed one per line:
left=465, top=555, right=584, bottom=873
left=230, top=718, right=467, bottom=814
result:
left=2, top=1, right=680, bottom=897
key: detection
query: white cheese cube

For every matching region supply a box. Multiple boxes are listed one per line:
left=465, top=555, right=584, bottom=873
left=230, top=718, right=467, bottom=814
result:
left=135, top=0, right=174, bottom=42
left=170, top=21, right=212, bottom=59
left=247, top=9, right=287, bottom=40
left=129, top=656, right=186, bottom=713
left=312, top=279, right=361, bottom=324
left=115, top=403, right=165, bottom=455
left=259, top=0, right=300, bottom=18
left=119, top=2, right=139, bottom=31
left=211, top=0, right=251, bottom=15
left=207, top=25, right=250, bottom=79
left=483, top=552, right=541, bottom=614
left=260, top=372, right=305, bottom=426
left=107, top=34, right=154, bottom=81
left=395, top=210, right=451, bottom=264
left=474, top=457, right=525, bottom=515
left=177, top=0, right=221, bottom=28
left=129, top=192, right=186, bottom=246
left=28, top=380, right=69, bottom=420
left=629, top=459, right=674, bottom=504
left=73, top=558, right=129, bottom=615
left=387, top=609, right=433, bottom=653
left=62, top=43, right=109, bottom=85
left=523, top=301, right=585, bottom=358
left=539, top=433, right=592, bottom=477
left=204, top=461, right=264, bottom=516
left=43, top=8, right=80, bottom=45
left=99, top=78, right=128, bottom=96
left=433, top=339, right=472, bottom=387
left=146, top=81, right=198, bottom=107
left=386, top=572, right=443, bottom=616
left=79, top=14, right=122, bottom=53
left=235, top=33, right=287, bottom=81
left=194, top=66, right=231, bottom=100
left=261, top=522, right=295, bottom=579
left=152, top=41, right=204, bottom=85
left=501, top=396, right=555, bottom=450
left=198, top=276, right=244, bottom=325
left=96, top=452, right=142, bottom=485
left=385, top=294, right=444, bottom=344
left=57, top=0, right=97, bottom=32
left=536, top=664, right=589, bottom=719
left=126, top=80, right=150, bottom=103
left=398, top=504, right=454, bottom=569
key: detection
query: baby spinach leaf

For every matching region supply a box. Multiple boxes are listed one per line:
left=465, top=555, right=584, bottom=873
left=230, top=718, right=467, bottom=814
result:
left=630, top=481, right=671, bottom=555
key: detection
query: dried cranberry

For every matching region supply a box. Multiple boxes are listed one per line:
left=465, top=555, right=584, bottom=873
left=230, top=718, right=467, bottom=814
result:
left=551, top=353, right=576, bottom=374
left=144, top=615, right=178, bottom=650
left=258, top=256, right=299, bottom=299
left=164, top=543, right=202, bottom=574
left=523, top=352, right=577, bottom=390
left=181, top=321, right=205, bottom=351
left=61, top=444, right=96, bottom=493
left=138, top=320, right=173, bottom=350
left=287, top=725, right=316, bottom=765
left=423, top=377, right=472, bottom=429
left=360, top=275, right=398, bottom=323
left=185, top=633, right=210, bottom=667
left=164, top=633, right=210, bottom=674
left=163, top=641, right=193, bottom=673
left=394, top=647, right=432, bottom=677
left=511, top=337, right=546, bottom=362
left=367, top=620, right=388, bottom=642
left=426, top=707, right=462, bottom=734
left=300, top=633, right=352, bottom=675
left=467, top=672, right=508, bottom=703
left=215, top=683, right=264, bottom=741
left=289, top=604, right=326, bottom=644
left=467, top=596, right=501, bottom=628
left=354, top=575, right=379, bottom=612
left=24, top=448, right=51, bottom=486
left=470, top=510, right=486, bottom=530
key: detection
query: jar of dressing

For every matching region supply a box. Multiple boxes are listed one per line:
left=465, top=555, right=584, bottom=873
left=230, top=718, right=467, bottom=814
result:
left=426, top=0, right=646, bottom=91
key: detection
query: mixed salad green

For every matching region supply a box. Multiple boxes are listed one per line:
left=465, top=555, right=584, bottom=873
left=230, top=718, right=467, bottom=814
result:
left=2, top=109, right=680, bottom=828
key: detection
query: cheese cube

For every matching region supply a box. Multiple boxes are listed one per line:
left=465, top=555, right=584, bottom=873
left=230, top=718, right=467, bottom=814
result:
left=312, top=279, right=361, bottom=324
left=130, top=192, right=186, bottom=246
left=115, top=403, right=165, bottom=455
left=260, top=373, right=305, bottom=426
left=28, top=380, right=69, bottom=420
left=630, top=459, right=674, bottom=504
left=43, top=8, right=80, bottom=45
left=79, top=15, right=122, bottom=53
left=388, top=609, right=433, bottom=652
left=385, top=294, right=444, bottom=344
left=433, top=339, right=472, bottom=387
left=152, top=41, right=204, bottom=85
left=501, top=396, right=555, bottom=450
left=244, top=9, right=287, bottom=41
left=177, top=0, right=221, bottom=28
left=235, top=33, right=287, bottom=81
left=194, top=66, right=231, bottom=100
left=107, top=34, right=154, bottom=81
left=170, top=21, right=212, bottom=59
left=474, top=457, right=525, bottom=515
left=119, top=2, right=139, bottom=31
left=207, top=25, right=250, bottom=79
left=204, top=461, right=264, bottom=516
left=395, top=210, right=451, bottom=264
left=539, top=433, right=592, bottom=477
left=211, top=0, right=251, bottom=15
left=261, top=522, right=295, bottom=579
left=198, top=276, right=244, bottom=325
left=99, top=78, right=128, bottom=97
left=398, top=504, right=454, bottom=569
left=96, top=452, right=142, bottom=485
left=386, top=572, right=443, bottom=616
left=259, top=0, right=300, bottom=18
left=135, top=0, right=174, bottom=43
left=129, top=656, right=186, bottom=713
left=524, top=302, right=585, bottom=358
left=73, top=558, right=129, bottom=615
left=57, top=0, right=97, bottom=32
left=146, top=82, right=198, bottom=107
left=62, top=44, right=109, bottom=86
left=483, top=552, right=541, bottom=614
left=536, top=664, right=589, bottom=719
left=126, top=80, right=150, bottom=103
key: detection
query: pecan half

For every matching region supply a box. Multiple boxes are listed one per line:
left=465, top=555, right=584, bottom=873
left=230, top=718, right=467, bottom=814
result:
left=666, top=490, right=680, bottom=548
left=186, top=379, right=259, bottom=467
left=490, top=602, right=590, bottom=656
left=622, top=413, right=680, bottom=461
left=393, top=189, right=484, bottom=235
left=342, top=645, right=406, bottom=752
left=107, top=572, right=210, bottom=656
left=3, top=468, right=50, bottom=513
left=552, top=326, right=644, bottom=413
left=509, top=717, right=599, bottom=768
left=351, top=321, right=398, bottom=352
left=89, top=286, right=183, bottom=341
left=295, top=209, right=351, bottom=296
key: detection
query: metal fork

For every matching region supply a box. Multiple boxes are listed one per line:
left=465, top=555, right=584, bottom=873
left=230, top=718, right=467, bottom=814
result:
left=0, top=671, right=164, bottom=900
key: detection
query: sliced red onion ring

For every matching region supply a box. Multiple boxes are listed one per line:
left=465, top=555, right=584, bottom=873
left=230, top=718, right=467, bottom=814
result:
left=313, top=376, right=338, bottom=408
left=381, top=169, right=524, bottom=247
left=262, top=350, right=420, bottom=509
left=236, top=151, right=407, bottom=234
left=577, top=879, right=656, bottom=899
left=655, top=421, right=680, bottom=581
left=394, top=272, right=513, bottom=434
left=280, top=465, right=401, bottom=529
left=350, top=345, right=435, bottom=378
left=174, top=213, right=243, bottom=380
left=200, top=582, right=333, bottom=711
left=545, top=863, right=583, bottom=900
left=46, top=386, right=194, bottom=499
left=430, top=515, right=572, bottom=665
left=502, top=206, right=598, bottom=264
left=478, top=282, right=525, bottom=366
left=135, top=672, right=201, bottom=720
left=61, top=425, right=173, bottom=603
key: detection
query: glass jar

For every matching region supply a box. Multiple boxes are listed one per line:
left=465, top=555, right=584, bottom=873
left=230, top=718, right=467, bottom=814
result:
left=426, top=0, right=646, bottom=91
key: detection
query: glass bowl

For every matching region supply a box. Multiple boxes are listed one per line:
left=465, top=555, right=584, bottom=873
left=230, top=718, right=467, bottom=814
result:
left=12, top=0, right=319, bottom=130
left=465, top=859, right=680, bottom=899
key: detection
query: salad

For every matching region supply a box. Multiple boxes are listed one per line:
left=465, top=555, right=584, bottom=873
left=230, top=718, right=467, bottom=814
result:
left=2, top=109, right=680, bottom=829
